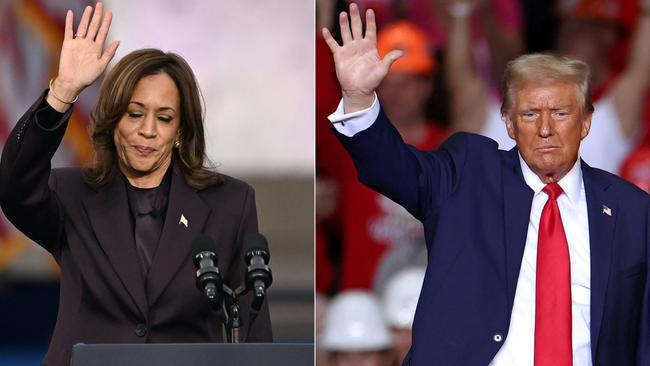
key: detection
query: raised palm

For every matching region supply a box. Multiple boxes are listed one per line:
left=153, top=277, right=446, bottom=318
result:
left=55, top=2, right=119, bottom=95
left=322, top=3, right=402, bottom=111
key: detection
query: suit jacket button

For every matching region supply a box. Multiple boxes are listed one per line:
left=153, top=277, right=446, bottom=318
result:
left=493, top=333, right=503, bottom=343
left=135, top=323, right=148, bottom=337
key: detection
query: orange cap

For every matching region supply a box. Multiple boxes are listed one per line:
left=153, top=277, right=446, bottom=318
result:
left=557, top=0, right=621, bottom=25
left=377, top=20, right=436, bottom=76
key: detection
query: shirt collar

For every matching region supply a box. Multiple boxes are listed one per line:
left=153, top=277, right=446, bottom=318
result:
left=517, top=152, right=583, bottom=205
left=124, top=163, right=173, bottom=217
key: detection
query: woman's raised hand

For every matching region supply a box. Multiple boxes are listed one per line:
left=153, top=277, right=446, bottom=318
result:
left=48, top=2, right=119, bottom=110
left=321, top=3, right=402, bottom=113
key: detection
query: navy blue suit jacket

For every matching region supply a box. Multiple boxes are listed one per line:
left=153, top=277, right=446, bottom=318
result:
left=336, top=109, right=650, bottom=365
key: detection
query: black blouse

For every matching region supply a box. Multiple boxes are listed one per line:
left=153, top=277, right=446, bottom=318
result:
left=125, top=166, right=172, bottom=277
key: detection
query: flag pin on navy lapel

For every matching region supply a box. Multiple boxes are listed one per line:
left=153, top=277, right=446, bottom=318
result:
left=602, top=205, right=612, bottom=216
left=179, top=214, right=189, bottom=227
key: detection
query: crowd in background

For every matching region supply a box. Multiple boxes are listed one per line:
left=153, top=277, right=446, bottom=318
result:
left=316, top=0, right=650, bottom=364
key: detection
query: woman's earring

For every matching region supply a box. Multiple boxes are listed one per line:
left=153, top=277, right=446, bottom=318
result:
left=174, top=140, right=180, bottom=148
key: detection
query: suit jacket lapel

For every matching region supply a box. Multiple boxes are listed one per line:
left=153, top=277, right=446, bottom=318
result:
left=146, top=166, right=211, bottom=307
left=82, top=172, right=148, bottom=318
left=581, top=161, right=616, bottom=360
left=503, top=147, right=534, bottom=311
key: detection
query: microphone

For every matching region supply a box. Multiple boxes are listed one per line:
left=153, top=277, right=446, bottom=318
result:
left=192, top=234, right=224, bottom=311
left=243, top=233, right=273, bottom=312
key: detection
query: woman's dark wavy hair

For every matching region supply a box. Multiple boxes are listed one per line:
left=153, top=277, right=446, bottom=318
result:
left=83, top=48, right=223, bottom=190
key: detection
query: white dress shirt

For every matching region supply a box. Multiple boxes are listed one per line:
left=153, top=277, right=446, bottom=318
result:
left=490, top=154, right=591, bottom=366
left=329, top=96, right=593, bottom=366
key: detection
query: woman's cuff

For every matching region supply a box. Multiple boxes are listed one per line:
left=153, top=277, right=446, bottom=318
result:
left=35, top=89, right=73, bottom=131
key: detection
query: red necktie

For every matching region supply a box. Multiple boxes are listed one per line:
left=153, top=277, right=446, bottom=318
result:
left=535, top=182, right=572, bottom=366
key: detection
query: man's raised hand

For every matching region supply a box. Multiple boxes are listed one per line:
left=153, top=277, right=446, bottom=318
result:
left=321, top=3, right=402, bottom=113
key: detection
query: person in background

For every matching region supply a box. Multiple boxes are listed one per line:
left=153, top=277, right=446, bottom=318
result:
left=316, top=0, right=347, bottom=294
left=321, top=291, right=397, bottom=366
left=380, top=267, right=425, bottom=362
left=316, top=292, right=332, bottom=366
left=351, top=0, right=523, bottom=93
left=448, top=0, right=650, bottom=175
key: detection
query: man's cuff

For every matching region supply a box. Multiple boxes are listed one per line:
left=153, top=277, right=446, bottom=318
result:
left=327, top=94, right=380, bottom=137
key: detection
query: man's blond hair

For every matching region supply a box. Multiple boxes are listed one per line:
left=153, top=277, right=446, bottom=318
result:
left=501, top=53, right=594, bottom=118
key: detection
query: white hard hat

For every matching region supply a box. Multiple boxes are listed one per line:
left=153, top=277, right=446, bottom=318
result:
left=320, top=291, right=393, bottom=351
left=382, top=267, right=425, bottom=329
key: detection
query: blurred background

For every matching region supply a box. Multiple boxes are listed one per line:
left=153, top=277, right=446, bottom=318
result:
left=316, top=0, right=650, bottom=364
left=0, top=0, right=314, bottom=364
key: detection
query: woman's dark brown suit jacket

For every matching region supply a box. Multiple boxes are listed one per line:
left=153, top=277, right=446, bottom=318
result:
left=0, top=93, right=272, bottom=366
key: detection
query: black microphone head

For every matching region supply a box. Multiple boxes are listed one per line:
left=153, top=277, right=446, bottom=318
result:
left=191, top=234, right=217, bottom=266
left=243, top=232, right=270, bottom=262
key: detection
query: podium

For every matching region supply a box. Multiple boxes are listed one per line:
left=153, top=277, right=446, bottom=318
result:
left=70, top=343, right=313, bottom=366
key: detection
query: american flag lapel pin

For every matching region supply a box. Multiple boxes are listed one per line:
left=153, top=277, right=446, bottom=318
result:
left=602, top=205, right=612, bottom=216
left=179, top=214, right=189, bottom=227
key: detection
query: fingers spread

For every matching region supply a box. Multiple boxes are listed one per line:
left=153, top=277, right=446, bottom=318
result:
left=322, top=28, right=340, bottom=53
left=76, top=5, right=92, bottom=37
left=365, top=9, right=376, bottom=42
left=349, top=3, right=363, bottom=40
left=64, top=10, right=73, bottom=40
left=95, top=10, right=112, bottom=47
left=87, top=2, right=104, bottom=41
left=100, top=40, right=120, bottom=65
left=382, top=49, right=404, bottom=70
left=339, top=12, right=352, bottom=44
